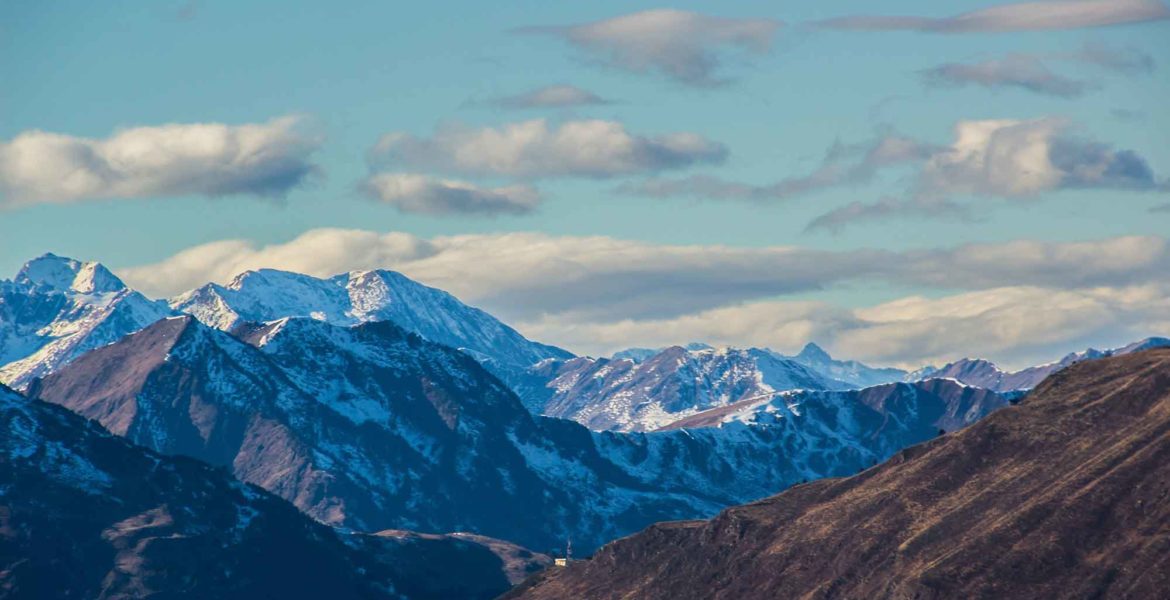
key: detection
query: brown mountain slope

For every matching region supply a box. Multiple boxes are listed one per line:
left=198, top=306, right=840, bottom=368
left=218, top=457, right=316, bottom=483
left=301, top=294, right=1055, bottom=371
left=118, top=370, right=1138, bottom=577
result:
left=506, top=348, right=1170, bottom=600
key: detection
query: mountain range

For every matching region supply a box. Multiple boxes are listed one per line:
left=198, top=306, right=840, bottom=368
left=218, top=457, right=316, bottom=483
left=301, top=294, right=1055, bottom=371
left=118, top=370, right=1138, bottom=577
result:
left=507, top=348, right=1170, bottom=600
left=3, top=252, right=1168, bottom=597
left=3, top=253, right=1162, bottom=434
left=26, top=312, right=1010, bottom=553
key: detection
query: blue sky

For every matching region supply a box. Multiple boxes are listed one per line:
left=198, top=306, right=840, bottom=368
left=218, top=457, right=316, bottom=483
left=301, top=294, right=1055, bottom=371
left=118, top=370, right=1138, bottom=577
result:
left=3, top=1, right=1169, bottom=367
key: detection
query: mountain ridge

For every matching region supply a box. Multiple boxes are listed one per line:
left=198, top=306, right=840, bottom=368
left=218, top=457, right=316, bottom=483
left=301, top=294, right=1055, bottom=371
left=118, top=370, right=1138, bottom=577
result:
left=506, top=348, right=1170, bottom=599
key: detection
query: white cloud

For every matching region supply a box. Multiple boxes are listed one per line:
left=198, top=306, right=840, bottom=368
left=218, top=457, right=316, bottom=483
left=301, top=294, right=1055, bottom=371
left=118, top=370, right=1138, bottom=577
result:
left=806, top=117, right=1163, bottom=230
left=517, top=9, right=781, bottom=85
left=0, top=116, right=322, bottom=207
left=920, top=118, right=1159, bottom=197
left=838, top=284, right=1170, bottom=368
left=361, top=173, right=540, bottom=216
left=491, top=85, right=610, bottom=109
left=819, top=0, right=1170, bottom=33
left=368, top=118, right=726, bottom=178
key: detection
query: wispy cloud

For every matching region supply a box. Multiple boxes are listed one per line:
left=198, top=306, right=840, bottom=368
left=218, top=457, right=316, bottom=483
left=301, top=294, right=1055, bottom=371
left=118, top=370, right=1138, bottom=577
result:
left=516, top=9, right=781, bottom=86
left=619, top=134, right=935, bottom=201
left=368, top=119, right=726, bottom=178
left=489, top=84, right=611, bottom=109
left=919, top=42, right=1154, bottom=99
left=0, top=116, right=322, bottom=208
left=818, top=0, right=1170, bottom=33
left=921, top=54, right=1093, bottom=98
left=361, top=173, right=541, bottom=216
left=1071, top=40, right=1156, bottom=73
left=805, top=197, right=970, bottom=233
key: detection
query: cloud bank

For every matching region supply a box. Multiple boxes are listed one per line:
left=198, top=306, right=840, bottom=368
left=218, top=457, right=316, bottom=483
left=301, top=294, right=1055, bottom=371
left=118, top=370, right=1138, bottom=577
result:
left=517, top=9, right=781, bottom=85
left=116, top=229, right=1170, bottom=367
left=0, top=116, right=322, bottom=207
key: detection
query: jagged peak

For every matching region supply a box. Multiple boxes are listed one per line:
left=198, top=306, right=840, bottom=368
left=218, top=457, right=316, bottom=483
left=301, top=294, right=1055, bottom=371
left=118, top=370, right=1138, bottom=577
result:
left=796, top=342, right=832, bottom=363
left=944, top=357, right=1002, bottom=370
left=14, top=253, right=125, bottom=294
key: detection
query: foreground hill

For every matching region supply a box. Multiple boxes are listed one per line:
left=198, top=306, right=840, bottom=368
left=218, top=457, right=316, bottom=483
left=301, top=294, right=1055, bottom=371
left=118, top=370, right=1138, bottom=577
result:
left=0, top=385, right=544, bottom=599
left=509, top=348, right=1170, bottom=600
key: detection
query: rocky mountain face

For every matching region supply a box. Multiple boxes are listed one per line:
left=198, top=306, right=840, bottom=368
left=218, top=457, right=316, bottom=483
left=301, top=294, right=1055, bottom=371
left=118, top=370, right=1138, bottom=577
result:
left=913, top=336, right=1170, bottom=392
left=527, top=346, right=849, bottom=432
left=26, top=315, right=1009, bottom=554
left=0, top=254, right=172, bottom=389
left=0, top=384, right=543, bottom=600
left=507, top=348, right=1170, bottom=600
left=171, top=267, right=572, bottom=370
left=784, top=342, right=907, bottom=388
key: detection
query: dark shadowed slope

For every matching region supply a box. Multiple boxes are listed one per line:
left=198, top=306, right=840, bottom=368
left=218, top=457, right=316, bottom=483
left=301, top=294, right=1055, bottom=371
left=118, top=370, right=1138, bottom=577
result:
left=0, top=383, right=548, bottom=599
left=508, top=348, right=1170, bottom=600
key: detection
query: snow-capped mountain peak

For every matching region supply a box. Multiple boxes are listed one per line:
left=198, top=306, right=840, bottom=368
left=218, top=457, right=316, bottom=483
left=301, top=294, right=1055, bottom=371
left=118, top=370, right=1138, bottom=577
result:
left=14, top=253, right=125, bottom=294
left=172, top=267, right=572, bottom=370
left=794, top=342, right=833, bottom=363
left=783, top=342, right=907, bottom=388
left=1, top=255, right=172, bottom=389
